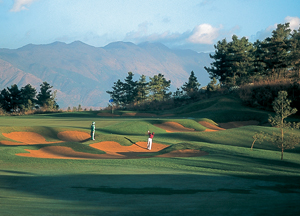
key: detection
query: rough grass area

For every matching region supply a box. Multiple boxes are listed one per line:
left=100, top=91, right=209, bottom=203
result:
left=0, top=96, right=299, bottom=215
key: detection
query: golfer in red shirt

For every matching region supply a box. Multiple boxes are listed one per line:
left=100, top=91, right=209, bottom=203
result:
left=147, top=131, right=154, bottom=150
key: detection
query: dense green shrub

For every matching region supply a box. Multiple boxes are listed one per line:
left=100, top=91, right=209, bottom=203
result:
left=238, top=81, right=300, bottom=111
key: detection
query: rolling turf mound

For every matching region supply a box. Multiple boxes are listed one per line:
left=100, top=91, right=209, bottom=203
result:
left=0, top=127, right=210, bottom=159
left=161, top=95, right=270, bottom=123
left=1, top=94, right=300, bottom=215
left=198, top=121, right=225, bottom=131
left=16, top=146, right=117, bottom=159
left=154, top=122, right=195, bottom=132
left=57, top=131, right=91, bottom=142
left=0, top=115, right=271, bottom=160
left=1, top=132, right=63, bottom=145
left=41, top=95, right=270, bottom=125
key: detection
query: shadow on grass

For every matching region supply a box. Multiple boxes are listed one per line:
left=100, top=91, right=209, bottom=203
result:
left=72, top=186, right=212, bottom=195
left=172, top=148, right=300, bottom=176
left=1, top=173, right=300, bottom=200
left=1, top=172, right=300, bottom=215
left=0, top=170, right=32, bottom=175
left=255, top=184, right=300, bottom=193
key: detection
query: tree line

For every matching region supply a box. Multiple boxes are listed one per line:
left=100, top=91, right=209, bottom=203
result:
left=106, top=71, right=210, bottom=109
left=0, top=81, right=59, bottom=113
left=107, top=22, right=300, bottom=110
left=205, top=22, right=300, bottom=87
left=106, top=72, right=171, bottom=107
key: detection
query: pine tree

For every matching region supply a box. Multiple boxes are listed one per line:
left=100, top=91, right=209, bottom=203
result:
left=106, top=79, right=125, bottom=107
left=290, top=27, right=300, bottom=79
left=123, top=72, right=138, bottom=105
left=253, top=39, right=268, bottom=81
left=181, top=71, right=200, bottom=99
left=225, top=35, right=255, bottom=86
left=261, top=23, right=291, bottom=80
left=204, top=39, right=229, bottom=85
left=268, top=91, right=300, bottom=160
left=106, top=72, right=139, bottom=107
left=207, top=77, right=220, bottom=92
left=20, top=84, right=37, bottom=111
left=149, top=73, right=171, bottom=101
left=136, top=75, right=149, bottom=103
left=36, top=82, right=58, bottom=110
left=7, top=84, right=22, bottom=112
left=0, top=88, right=11, bottom=112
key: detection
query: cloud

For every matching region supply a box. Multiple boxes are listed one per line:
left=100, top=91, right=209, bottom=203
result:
left=125, top=23, right=221, bottom=44
left=124, top=23, right=224, bottom=52
left=126, top=22, right=151, bottom=40
left=284, top=16, right=300, bottom=30
left=251, top=24, right=276, bottom=41
left=10, top=0, right=37, bottom=12
left=188, top=24, right=220, bottom=44
left=251, top=16, right=300, bottom=41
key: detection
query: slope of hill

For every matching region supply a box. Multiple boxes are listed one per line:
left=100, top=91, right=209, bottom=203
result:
left=0, top=41, right=211, bottom=108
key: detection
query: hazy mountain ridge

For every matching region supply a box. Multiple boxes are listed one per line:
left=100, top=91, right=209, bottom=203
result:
left=0, top=41, right=211, bottom=108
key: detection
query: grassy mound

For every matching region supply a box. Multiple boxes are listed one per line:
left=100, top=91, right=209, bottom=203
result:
left=0, top=95, right=300, bottom=215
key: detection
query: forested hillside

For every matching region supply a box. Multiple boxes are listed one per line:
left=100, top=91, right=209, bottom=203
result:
left=205, top=23, right=300, bottom=86
left=1, top=22, right=300, bottom=113
left=105, top=22, right=300, bottom=112
left=0, top=41, right=211, bottom=108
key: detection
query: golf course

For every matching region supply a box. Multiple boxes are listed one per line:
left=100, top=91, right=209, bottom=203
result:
left=1, top=95, right=300, bottom=216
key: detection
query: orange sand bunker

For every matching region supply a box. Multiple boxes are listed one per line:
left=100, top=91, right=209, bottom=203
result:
left=90, top=141, right=169, bottom=157
left=2, top=131, right=208, bottom=159
left=16, top=146, right=124, bottom=159
left=16, top=141, right=166, bottom=159
left=57, top=131, right=91, bottom=142
left=198, top=121, right=225, bottom=132
left=16, top=141, right=207, bottom=159
left=154, top=122, right=195, bottom=133
left=91, top=141, right=170, bottom=158
left=1, top=132, right=62, bottom=145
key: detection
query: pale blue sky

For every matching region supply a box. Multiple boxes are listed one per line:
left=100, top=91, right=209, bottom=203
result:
left=1, top=0, right=300, bottom=52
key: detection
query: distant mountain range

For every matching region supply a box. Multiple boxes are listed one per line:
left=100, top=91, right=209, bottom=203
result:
left=0, top=41, right=212, bottom=108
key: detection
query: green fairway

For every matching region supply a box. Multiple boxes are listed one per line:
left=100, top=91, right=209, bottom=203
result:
left=1, top=97, right=300, bottom=215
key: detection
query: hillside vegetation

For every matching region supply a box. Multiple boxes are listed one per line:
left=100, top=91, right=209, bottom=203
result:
left=0, top=41, right=211, bottom=108
left=0, top=87, right=300, bottom=215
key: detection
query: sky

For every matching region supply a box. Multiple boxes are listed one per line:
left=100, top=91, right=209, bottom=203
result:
left=1, top=0, right=300, bottom=52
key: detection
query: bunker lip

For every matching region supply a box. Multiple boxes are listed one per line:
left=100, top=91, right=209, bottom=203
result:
left=1, top=132, right=62, bottom=145
left=198, top=121, right=225, bottom=131
left=90, top=141, right=169, bottom=155
left=16, top=146, right=125, bottom=159
left=1, top=131, right=208, bottom=159
left=57, top=131, right=91, bottom=142
left=16, top=144, right=208, bottom=159
left=154, top=122, right=195, bottom=133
